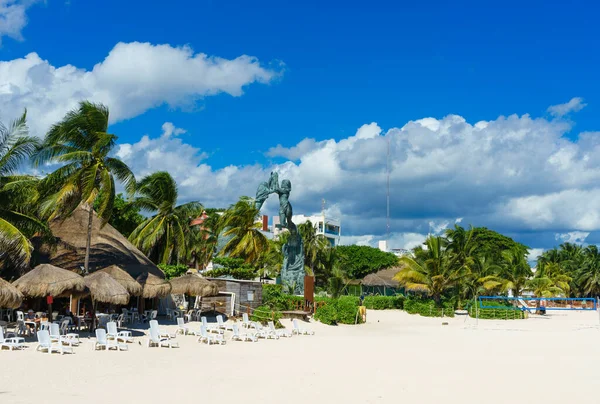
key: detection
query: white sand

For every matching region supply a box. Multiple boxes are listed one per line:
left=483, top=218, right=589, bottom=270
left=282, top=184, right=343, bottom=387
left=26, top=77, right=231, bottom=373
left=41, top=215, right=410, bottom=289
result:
left=1, top=310, right=599, bottom=404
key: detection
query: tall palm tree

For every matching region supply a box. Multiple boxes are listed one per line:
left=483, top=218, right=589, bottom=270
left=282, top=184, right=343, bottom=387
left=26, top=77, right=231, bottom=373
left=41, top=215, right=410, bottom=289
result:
left=219, top=196, right=268, bottom=264
left=500, top=248, right=533, bottom=297
left=0, top=111, right=48, bottom=268
left=393, top=236, right=465, bottom=304
left=578, top=245, right=600, bottom=297
left=34, top=101, right=136, bottom=273
left=129, top=172, right=203, bottom=265
left=298, top=220, right=330, bottom=275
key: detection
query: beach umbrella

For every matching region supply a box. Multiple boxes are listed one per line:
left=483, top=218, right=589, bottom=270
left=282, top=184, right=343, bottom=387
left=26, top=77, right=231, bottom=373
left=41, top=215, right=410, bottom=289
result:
left=136, top=272, right=172, bottom=299
left=169, top=274, right=219, bottom=297
left=13, top=264, right=85, bottom=320
left=99, top=265, right=143, bottom=296
left=0, top=277, right=23, bottom=309
left=84, top=271, right=130, bottom=330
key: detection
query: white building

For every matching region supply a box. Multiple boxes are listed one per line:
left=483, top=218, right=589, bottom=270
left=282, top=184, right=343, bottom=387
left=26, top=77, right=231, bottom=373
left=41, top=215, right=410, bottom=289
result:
left=290, top=214, right=341, bottom=246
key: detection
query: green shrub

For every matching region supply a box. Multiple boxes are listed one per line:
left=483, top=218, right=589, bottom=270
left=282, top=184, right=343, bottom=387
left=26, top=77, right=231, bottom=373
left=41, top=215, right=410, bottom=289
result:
left=404, top=297, right=455, bottom=318
left=262, top=284, right=304, bottom=310
left=250, top=305, right=283, bottom=327
left=204, top=266, right=256, bottom=280
left=158, top=264, right=189, bottom=280
left=363, top=295, right=404, bottom=310
left=314, top=304, right=338, bottom=325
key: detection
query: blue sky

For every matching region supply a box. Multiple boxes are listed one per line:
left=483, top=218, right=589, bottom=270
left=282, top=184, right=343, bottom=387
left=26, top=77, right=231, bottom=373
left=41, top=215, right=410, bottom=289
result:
left=1, top=0, right=599, bottom=257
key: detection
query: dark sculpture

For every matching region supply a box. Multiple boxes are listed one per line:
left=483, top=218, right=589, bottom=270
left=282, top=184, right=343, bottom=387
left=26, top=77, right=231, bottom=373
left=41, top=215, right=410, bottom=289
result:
left=255, top=172, right=304, bottom=294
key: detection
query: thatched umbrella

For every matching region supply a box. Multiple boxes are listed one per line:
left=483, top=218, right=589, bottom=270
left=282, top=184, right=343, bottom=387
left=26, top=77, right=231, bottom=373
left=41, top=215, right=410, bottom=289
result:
left=99, top=265, right=142, bottom=296
left=169, top=274, right=219, bottom=297
left=13, top=264, right=85, bottom=320
left=136, top=272, right=172, bottom=299
left=0, top=278, right=23, bottom=309
left=84, top=271, right=130, bottom=330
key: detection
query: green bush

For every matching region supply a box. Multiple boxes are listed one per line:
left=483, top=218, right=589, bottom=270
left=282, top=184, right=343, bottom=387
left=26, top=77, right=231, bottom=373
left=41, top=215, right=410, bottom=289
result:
left=262, top=284, right=304, bottom=310
left=404, top=297, right=455, bottom=318
left=204, top=267, right=256, bottom=280
left=250, top=304, right=283, bottom=327
left=363, top=295, right=404, bottom=310
left=314, top=296, right=362, bottom=325
left=158, top=264, right=189, bottom=280
left=314, top=304, right=337, bottom=325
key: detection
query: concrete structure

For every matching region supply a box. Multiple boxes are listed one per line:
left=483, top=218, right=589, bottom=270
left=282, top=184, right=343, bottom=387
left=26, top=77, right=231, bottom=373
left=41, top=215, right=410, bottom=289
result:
left=203, top=278, right=263, bottom=316
left=291, top=214, right=341, bottom=246
left=378, top=240, right=388, bottom=252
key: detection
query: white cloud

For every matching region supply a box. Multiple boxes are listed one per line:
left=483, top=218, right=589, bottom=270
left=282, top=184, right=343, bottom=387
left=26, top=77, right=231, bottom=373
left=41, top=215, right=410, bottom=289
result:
left=554, top=231, right=589, bottom=245
left=0, top=0, right=39, bottom=44
left=267, top=138, right=320, bottom=160
left=0, top=41, right=281, bottom=136
left=527, top=248, right=545, bottom=261
left=547, top=97, right=587, bottom=117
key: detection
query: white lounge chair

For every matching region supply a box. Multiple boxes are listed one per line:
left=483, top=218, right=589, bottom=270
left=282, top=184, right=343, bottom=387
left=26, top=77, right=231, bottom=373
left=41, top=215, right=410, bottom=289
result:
left=0, top=327, right=26, bottom=350
left=253, top=322, right=278, bottom=340
left=59, top=319, right=80, bottom=345
left=95, top=329, right=127, bottom=351
left=292, top=319, right=315, bottom=335
left=147, top=327, right=178, bottom=348
left=268, top=321, right=292, bottom=338
left=176, top=317, right=190, bottom=335
left=106, top=321, right=133, bottom=343
left=201, top=317, right=223, bottom=334
left=149, top=320, right=176, bottom=339
left=216, top=315, right=234, bottom=332
left=230, top=324, right=257, bottom=342
left=196, top=325, right=225, bottom=345
left=36, top=330, right=73, bottom=354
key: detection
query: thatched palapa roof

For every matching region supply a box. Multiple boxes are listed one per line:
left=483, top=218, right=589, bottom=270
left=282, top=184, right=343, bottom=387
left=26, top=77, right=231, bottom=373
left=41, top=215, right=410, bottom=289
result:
left=361, top=266, right=404, bottom=287
left=137, top=272, right=172, bottom=299
left=169, top=274, right=219, bottom=297
left=99, top=265, right=142, bottom=296
left=0, top=278, right=23, bottom=309
left=13, top=264, right=85, bottom=297
left=84, top=271, right=130, bottom=305
left=36, top=205, right=164, bottom=280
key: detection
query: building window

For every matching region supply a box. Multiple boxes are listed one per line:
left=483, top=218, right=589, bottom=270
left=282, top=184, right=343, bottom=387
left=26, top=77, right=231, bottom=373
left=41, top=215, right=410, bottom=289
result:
left=247, top=290, right=255, bottom=302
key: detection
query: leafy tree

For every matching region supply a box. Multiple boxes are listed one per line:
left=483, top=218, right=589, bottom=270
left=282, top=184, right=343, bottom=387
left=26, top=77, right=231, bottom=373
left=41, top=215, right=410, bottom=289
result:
left=186, top=210, right=223, bottom=270
left=219, top=196, right=268, bottom=264
left=0, top=111, right=48, bottom=269
left=394, top=236, right=465, bottom=304
left=298, top=220, right=330, bottom=274
left=34, top=101, right=136, bottom=273
left=129, top=172, right=203, bottom=265
left=157, top=264, right=189, bottom=280
left=470, top=227, right=529, bottom=262
left=204, top=256, right=256, bottom=280
left=500, top=248, right=533, bottom=297
left=335, top=245, right=398, bottom=279
left=578, top=245, right=600, bottom=297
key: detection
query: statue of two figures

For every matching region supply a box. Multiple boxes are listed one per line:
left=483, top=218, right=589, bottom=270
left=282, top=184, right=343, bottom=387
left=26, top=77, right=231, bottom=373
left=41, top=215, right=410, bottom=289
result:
left=255, top=172, right=304, bottom=295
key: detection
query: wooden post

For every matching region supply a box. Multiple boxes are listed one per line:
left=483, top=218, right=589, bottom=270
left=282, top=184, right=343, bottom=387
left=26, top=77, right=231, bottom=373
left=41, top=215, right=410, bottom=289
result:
left=304, top=275, right=314, bottom=313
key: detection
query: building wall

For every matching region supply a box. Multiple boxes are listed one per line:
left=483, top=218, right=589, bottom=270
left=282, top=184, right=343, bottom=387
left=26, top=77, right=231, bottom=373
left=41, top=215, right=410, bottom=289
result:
left=205, top=278, right=263, bottom=316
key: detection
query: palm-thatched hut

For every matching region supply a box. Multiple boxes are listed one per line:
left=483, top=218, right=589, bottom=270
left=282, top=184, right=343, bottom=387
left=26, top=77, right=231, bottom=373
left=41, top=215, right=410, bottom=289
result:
left=137, top=272, right=172, bottom=299
left=361, top=266, right=404, bottom=296
left=0, top=278, right=23, bottom=309
left=83, top=271, right=130, bottom=306
left=34, top=205, right=164, bottom=280
left=169, top=274, right=219, bottom=297
left=99, top=265, right=142, bottom=296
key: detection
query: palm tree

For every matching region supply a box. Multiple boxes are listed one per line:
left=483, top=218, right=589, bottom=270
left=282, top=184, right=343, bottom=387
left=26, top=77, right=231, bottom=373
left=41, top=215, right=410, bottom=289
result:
left=34, top=101, right=136, bottom=273
left=298, top=220, right=330, bottom=275
left=468, top=255, right=503, bottom=296
left=393, top=236, right=465, bottom=304
left=129, top=172, right=203, bottom=265
left=219, top=196, right=268, bottom=264
left=578, top=245, right=600, bottom=297
left=0, top=110, right=48, bottom=268
left=500, top=248, right=533, bottom=297
left=525, top=276, right=565, bottom=311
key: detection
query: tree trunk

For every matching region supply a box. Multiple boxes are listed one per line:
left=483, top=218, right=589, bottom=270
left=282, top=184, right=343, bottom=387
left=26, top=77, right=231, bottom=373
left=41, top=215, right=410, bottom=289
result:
left=84, top=205, right=94, bottom=273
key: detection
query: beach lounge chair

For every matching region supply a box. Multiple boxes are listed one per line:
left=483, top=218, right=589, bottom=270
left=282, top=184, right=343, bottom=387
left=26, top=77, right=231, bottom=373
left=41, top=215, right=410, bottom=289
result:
left=36, top=330, right=73, bottom=354
left=230, top=324, right=257, bottom=342
left=147, top=327, right=178, bottom=348
left=253, top=322, right=278, bottom=340
left=268, top=321, right=292, bottom=338
left=176, top=317, right=190, bottom=335
left=149, top=320, right=176, bottom=339
left=216, top=315, right=234, bottom=332
left=0, top=327, right=26, bottom=350
left=201, top=316, right=223, bottom=334
left=292, top=319, right=315, bottom=335
left=106, top=321, right=133, bottom=343
left=241, top=313, right=252, bottom=328
left=60, top=319, right=80, bottom=344
left=95, top=329, right=127, bottom=351
left=197, top=325, right=225, bottom=345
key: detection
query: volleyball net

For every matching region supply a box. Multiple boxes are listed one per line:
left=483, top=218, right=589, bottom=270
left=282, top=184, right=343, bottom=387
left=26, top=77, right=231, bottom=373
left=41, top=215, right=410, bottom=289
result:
left=478, top=296, right=597, bottom=312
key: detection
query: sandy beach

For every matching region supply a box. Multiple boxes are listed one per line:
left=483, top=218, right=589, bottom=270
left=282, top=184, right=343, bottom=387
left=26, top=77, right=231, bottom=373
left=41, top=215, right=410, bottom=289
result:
left=1, top=310, right=599, bottom=404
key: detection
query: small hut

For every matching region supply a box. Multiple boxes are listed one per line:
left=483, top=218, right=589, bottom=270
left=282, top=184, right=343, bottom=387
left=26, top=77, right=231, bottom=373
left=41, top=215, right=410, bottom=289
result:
left=84, top=271, right=130, bottom=306
left=0, top=278, right=23, bottom=309
left=170, top=274, right=219, bottom=297
left=99, top=265, right=142, bottom=296
left=137, top=272, right=172, bottom=299
left=361, top=266, right=404, bottom=296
